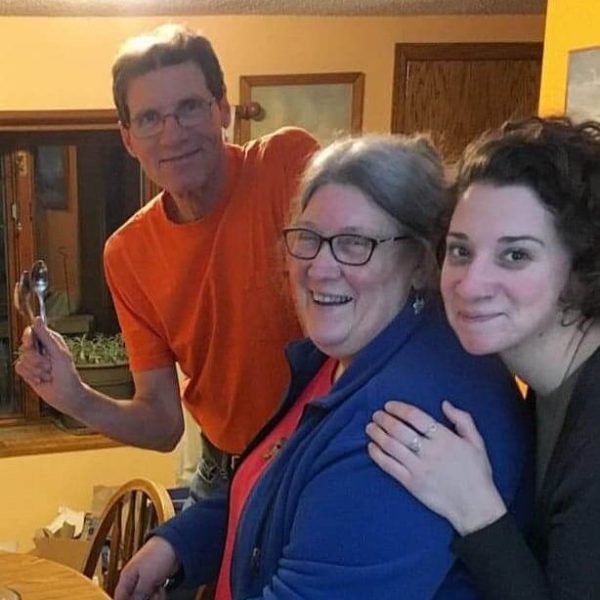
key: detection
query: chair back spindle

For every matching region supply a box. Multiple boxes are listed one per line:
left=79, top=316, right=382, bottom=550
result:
left=82, top=478, right=175, bottom=596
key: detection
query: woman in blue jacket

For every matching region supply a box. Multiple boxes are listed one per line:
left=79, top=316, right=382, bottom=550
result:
left=115, top=134, right=532, bottom=600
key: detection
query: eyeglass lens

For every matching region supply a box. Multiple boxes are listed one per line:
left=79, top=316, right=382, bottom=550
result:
left=285, top=230, right=374, bottom=265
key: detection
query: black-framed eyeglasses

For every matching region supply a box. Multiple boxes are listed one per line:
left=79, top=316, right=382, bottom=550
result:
left=283, top=227, right=410, bottom=266
left=128, top=96, right=215, bottom=138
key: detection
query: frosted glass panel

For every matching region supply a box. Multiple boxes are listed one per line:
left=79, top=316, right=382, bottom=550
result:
left=250, top=83, right=353, bottom=145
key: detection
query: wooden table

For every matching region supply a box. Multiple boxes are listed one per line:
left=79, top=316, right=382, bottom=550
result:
left=0, top=551, right=111, bottom=600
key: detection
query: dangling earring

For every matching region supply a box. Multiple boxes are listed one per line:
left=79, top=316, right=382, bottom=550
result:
left=412, top=293, right=425, bottom=315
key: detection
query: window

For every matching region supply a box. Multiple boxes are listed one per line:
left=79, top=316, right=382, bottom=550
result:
left=0, top=111, right=149, bottom=431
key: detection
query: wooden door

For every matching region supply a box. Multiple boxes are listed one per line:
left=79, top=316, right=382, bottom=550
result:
left=391, top=43, right=542, bottom=161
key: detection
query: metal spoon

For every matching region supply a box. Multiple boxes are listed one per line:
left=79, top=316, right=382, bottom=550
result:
left=31, top=259, right=49, bottom=323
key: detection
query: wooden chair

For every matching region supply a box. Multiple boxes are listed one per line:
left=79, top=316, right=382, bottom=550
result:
left=82, top=478, right=175, bottom=597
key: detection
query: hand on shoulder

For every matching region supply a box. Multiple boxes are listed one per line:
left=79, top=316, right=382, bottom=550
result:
left=367, top=400, right=507, bottom=535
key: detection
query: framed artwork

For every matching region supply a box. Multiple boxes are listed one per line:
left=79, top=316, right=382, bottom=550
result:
left=565, top=46, right=600, bottom=121
left=236, top=72, right=364, bottom=145
left=34, top=146, right=69, bottom=210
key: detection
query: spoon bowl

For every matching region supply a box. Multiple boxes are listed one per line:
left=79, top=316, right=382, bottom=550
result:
left=31, top=259, right=49, bottom=323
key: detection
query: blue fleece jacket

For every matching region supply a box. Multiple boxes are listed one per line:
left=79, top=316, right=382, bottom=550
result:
left=157, top=300, right=533, bottom=599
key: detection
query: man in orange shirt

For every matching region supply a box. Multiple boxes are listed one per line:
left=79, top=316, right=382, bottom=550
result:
left=16, top=24, right=318, bottom=500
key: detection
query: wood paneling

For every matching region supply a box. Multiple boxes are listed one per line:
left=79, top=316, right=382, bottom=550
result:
left=392, top=43, right=542, bottom=161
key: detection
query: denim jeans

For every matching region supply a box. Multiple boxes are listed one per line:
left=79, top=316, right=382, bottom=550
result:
left=183, top=432, right=237, bottom=507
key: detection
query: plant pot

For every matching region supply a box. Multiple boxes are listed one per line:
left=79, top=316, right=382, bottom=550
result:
left=56, top=362, right=134, bottom=431
left=77, top=362, right=134, bottom=398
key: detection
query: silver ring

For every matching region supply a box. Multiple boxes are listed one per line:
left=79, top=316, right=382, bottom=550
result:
left=424, top=422, right=438, bottom=439
left=408, top=434, right=422, bottom=455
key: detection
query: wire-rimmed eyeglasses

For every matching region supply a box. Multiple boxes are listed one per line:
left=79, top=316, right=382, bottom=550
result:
left=283, top=227, right=410, bottom=266
left=128, top=96, right=214, bottom=138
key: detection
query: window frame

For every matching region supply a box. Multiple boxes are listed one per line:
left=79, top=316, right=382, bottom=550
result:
left=0, top=110, right=149, bottom=454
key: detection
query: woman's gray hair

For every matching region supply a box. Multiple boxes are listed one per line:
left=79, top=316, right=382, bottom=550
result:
left=295, top=134, right=450, bottom=279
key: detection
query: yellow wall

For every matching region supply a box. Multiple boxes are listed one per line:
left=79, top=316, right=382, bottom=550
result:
left=0, top=14, right=543, bottom=132
left=539, top=0, right=600, bottom=115
left=0, top=446, right=176, bottom=552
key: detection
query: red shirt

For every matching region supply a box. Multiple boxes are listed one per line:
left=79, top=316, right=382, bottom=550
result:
left=215, top=358, right=336, bottom=600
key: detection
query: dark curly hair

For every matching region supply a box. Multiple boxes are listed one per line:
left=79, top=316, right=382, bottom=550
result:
left=454, top=116, right=600, bottom=320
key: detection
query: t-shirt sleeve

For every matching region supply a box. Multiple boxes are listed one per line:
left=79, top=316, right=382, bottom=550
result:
left=280, top=126, right=320, bottom=183
left=265, top=127, right=320, bottom=215
left=103, top=234, right=174, bottom=372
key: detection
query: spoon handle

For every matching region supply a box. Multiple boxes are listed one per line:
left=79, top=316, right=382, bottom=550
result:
left=37, top=292, right=47, bottom=323
left=34, top=292, right=46, bottom=354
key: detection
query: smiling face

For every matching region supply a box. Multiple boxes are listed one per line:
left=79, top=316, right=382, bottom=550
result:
left=120, top=60, right=230, bottom=201
left=441, top=182, right=573, bottom=358
left=289, top=183, right=422, bottom=367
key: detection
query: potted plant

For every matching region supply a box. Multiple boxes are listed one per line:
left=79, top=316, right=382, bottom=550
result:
left=64, top=332, right=134, bottom=398
left=57, top=333, right=134, bottom=431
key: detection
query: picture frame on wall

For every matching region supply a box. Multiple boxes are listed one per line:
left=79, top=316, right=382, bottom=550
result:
left=565, top=46, right=600, bottom=121
left=235, top=72, right=364, bottom=145
left=35, top=146, right=69, bottom=210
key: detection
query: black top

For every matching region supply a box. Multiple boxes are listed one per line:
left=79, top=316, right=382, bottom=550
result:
left=453, top=346, right=600, bottom=600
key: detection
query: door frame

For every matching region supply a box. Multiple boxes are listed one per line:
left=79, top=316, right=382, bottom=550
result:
left=0, top=109, right=118, bottom=132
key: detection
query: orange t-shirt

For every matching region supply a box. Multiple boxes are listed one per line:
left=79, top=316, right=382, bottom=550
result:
left=103, top=127, right=319, bottom=453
